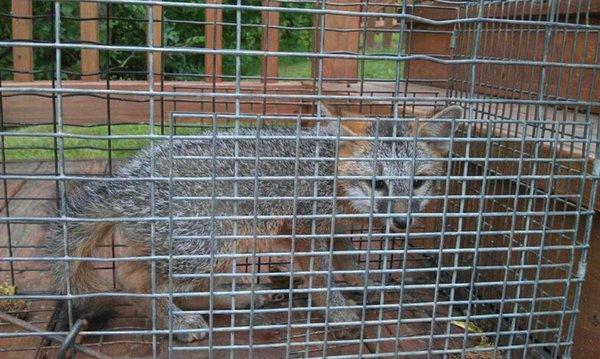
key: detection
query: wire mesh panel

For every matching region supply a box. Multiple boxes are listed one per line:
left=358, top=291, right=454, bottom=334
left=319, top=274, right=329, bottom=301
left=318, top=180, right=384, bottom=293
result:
left=0, top=1, right=598, bottom=358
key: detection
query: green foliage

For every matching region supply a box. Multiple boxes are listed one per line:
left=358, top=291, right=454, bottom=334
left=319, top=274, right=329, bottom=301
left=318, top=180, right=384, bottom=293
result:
left=0, top=0, right=12, bottom=77
left=0, top=1, right=400, bottom=81
left=0, top=0, right=315, bottom=80
left=277, top=1, right=313, bottom=79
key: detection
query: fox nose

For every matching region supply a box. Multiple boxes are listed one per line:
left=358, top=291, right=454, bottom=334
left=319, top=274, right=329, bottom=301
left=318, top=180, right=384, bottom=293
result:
left=393, top=218, right=409, bottom=230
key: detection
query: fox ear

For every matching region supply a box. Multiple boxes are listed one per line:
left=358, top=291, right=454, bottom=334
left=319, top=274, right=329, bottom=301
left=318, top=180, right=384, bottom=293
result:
left=319, top=103, right=370, bottom=137
left=321, top=118, right=362, bottom=137
left=340, top=120, right=370, bottom=137
left=337, top=118, right=370, bottom=157
left=418, top=105, right=464, bottom=154
left=338, top=124, right=357, bottom=137
left=431, top=105, right=464, bottom=121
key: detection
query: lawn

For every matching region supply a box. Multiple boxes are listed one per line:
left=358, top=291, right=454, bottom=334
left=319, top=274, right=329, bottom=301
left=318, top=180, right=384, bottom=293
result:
left=279, top=57, right=312, bottom=78
left=1, top=124, right=198, bottom=161
left=1, top=122, right=290, bottom=161
left=278, top=33, right=403, bottom=80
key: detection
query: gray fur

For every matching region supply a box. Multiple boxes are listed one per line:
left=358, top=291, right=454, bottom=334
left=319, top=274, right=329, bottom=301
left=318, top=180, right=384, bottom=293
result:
left=45, top=106, right=462, bottom=341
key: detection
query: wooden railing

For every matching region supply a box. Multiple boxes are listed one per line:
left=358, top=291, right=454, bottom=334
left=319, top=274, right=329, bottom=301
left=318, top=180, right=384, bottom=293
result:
left=11, top=0, right=33, bottom=82
left=80, top=1, right=100, bottom=81
left=8, top=0, right=379, bottom=82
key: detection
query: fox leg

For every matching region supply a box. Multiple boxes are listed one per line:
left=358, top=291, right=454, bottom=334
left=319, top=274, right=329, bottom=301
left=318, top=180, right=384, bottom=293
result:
left=292, top=222, right=360, bottom=339
left=178, top=279, right=273, bottom=311
left=212, top=281, right=273, bottom=309
left=158, top=283, right=209, bottom=343
left=116, top=261, right=208, bottom=342
left=333, top=238, right=380, bottom=303
left=187, top=236, right=276, bottom=310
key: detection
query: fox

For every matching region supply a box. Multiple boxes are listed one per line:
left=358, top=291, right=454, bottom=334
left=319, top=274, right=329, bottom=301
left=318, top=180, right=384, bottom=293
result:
left=45, top=104, right=464, bottom=342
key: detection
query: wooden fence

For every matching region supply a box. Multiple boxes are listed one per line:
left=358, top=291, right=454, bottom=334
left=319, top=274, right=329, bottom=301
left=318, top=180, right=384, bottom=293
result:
left=4, top=0, right=404, bottom=124
left=8, top=0, right=402, bottom=82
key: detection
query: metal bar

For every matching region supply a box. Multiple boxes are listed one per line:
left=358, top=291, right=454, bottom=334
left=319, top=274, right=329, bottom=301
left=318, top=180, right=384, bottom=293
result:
left=56, top=318, right=87, bottom=359
left=0, top=311, right=110, bottom=359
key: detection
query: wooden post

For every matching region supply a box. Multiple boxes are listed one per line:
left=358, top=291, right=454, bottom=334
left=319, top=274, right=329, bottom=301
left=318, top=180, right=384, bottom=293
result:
left=152, top=5, right=163, bottom=78
left=205, top=0, right=223, bottom=82
left=317, top=0, right=360, bottom=80
left=261, top=1, right=280, bottom=82
left=365, top=17, right=376, bottom=49
left=80, top=1, right=99, bottom=81
left=382, top=7, right=394, bottom=48
left=11, top=0, right=33, bottom=82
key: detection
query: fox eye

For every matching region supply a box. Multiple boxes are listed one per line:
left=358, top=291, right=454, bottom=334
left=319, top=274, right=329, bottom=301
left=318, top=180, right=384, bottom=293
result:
left=413, top=179, right=425, bottom=189
left=374, top=180, right=387, bottom=190
left=366, top=179, right=387, bottom=190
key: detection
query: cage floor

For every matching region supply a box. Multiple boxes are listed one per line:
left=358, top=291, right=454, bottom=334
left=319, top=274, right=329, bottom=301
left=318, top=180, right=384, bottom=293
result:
left=1, top=287, right=484, bottom=358
left=1, top=162, right=491, bottom=358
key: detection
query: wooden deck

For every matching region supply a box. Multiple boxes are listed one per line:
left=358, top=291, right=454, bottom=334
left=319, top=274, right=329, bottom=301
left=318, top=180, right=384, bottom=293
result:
left=0, top=160, right=490, bottom=358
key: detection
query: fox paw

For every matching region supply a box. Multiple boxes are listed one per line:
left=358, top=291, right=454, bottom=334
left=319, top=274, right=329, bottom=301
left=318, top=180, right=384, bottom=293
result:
left=252, top=284, right=274, bottom=308
left=176, top=330, right=206, bottom=343
left=174, top=315, right=208, bottom=343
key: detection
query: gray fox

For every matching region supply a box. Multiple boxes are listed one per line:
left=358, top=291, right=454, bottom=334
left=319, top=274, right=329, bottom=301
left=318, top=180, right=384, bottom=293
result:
left=45, top=105, right=464, bottom=342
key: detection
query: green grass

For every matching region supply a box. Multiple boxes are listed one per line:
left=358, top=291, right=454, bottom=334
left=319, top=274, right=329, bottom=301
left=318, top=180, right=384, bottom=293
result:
left=276, top=33, right=403, bottom=80
left=2, top=122, right=294, bottom=161
left=360, top=58, right=402, bottom=80
left=360, top=33, right=403, bottom=80
left=278, top=55, right=402, bottom=80
left=2, top=124, right=199, bottom=161
left=279, top=57, right=312, bottom=79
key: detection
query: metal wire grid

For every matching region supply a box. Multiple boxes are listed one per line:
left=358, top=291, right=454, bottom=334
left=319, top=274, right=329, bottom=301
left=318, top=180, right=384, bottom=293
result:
left=0, top=0, right=598, bottom=358
left=444, top=1, right=599, bottom=358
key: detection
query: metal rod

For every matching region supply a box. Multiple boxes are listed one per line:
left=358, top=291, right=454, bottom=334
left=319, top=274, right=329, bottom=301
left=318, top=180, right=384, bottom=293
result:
left=0, top=311, right=110, bottom=359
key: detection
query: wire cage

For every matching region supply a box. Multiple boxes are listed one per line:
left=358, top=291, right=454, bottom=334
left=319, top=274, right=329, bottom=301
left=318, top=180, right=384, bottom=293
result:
left=0, top=0, right=598, bottom=358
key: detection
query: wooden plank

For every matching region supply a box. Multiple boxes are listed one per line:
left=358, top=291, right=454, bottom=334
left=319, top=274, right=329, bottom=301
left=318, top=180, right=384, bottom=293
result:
left=152, top=5, right=163, bottom=78
left=0, top=80, right=438, bottom=126
left=466, top=0, right=600, bottom=19
left=406, top=26, right=453, bottom=82
left=573, top=213, right=600, bottom=359
left=1, top=80, right=310, bottom=125
left=450, top=29, right=600, bottom=112
left=365, top=17, right=376, bottom=49
left=382, top=6, right=394, bottom=48
left=11, top=0, right=33, bottom=82
left=261, top=0, right=280, bottom=82
left=205, top=0, right=223, bottom=82
left=364, top=0, right=402, bottom=20
left=318, top=0, right=361, bottom=80
left=461, top=124, right=599, bottom=211
left=0, top=162, right=44, bottom=214
left=406, top=3, right=460, bottom=21
left=80, top=1, right=100, bottom=81
left=440, top=172, right=594, bottom=356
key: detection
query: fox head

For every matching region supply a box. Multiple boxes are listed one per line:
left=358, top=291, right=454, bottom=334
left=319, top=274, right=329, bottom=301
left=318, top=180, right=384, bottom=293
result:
left=333, top=105, right=464, bottom=232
